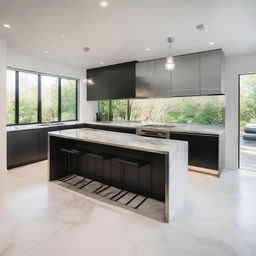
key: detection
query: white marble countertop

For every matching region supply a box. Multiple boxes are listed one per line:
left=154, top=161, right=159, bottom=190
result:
left=7, top=121, right=83, bottom=132
left=49, top=128, right=188, bottom=155
left=87, top=121, right=225, bottom=135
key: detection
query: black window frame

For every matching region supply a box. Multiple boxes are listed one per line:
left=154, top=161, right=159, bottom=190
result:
left=7, top=67, right=79, bottom=126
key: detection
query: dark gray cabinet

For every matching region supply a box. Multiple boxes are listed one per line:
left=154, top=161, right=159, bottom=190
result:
left=171, top=53, right=200, bottom=96
left=169, top=132, right=221, bottom=172
left=136, top=62, right=150, bottom=97
left=87, top=67, right=111, bottom=100
left=7, top=124, right=87, bottom=169
left=136, top=59, right=171, bottom=98
left=200, top=49, right=224, bottom=95
left=7, top=130, right=41, bottom=169
left=155, top=58, right=171, bottom=97
left=87, top=61, right=137, bottom=101
left=135, top=49, right=224, bottom=98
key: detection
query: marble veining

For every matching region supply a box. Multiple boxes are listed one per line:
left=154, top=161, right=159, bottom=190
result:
left=49, top=128, right=187, bottom=155
left=1, top=161, right=256, bottom=256
left=49, top=128, right=188, bottom=222
left=87, top=121, right=225, bottom=135
left=7, top=121, right=82, bottom=132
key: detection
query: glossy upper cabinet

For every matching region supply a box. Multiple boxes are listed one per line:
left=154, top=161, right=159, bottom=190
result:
left=87, top=61, right=136, bottom=101
left=136, top=58, right=171, bottom=98
left=200, top=49, right=224, bottom=95
left=171, top=53, right=200, bottom=96
left=155, top=59, right=171, bottom=97
left=111, top=62, right=136, bottom=99
left=136, top=61, right=150, bottom=97
left=87, top=67, right=111, bottom=100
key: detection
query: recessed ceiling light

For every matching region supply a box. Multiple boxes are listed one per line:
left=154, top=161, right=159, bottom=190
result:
left=43, top=50, right=48, bottom=54
left=73, top=62, right=77, bottom=65
left=146, top=48, right=151, bottom=51
left=3, top=23, right=11, bottom=28
left=100, top=1, right=108, bottom=7
left=209, top=42, right=215, bottom=45
left=100, top=61, right=104, bottom=65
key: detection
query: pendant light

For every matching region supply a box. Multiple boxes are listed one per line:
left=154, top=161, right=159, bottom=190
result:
left=83, top=46, right=94, bottom=85
left=165, top=37, right=175, bottom=71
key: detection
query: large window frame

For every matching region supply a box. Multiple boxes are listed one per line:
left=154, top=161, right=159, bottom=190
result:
left=7, top=67, right=79, bottom=126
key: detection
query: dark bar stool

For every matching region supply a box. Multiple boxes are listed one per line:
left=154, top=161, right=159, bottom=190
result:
left=112, top=156, right=152, bottom=196
left=59, top=148, right=83, bottom=181
left=86, top=152, right=116, bottom=183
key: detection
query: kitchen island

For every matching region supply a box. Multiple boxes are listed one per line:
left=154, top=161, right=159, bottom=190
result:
left=49, top=128, right=188, bottom=222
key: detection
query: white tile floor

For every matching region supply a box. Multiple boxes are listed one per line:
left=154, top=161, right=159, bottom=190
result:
left=0, top=161, right=256, bottom=256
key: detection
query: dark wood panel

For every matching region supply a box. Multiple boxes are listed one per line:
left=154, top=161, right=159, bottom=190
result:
left=7, top=124, right=87, bottom=169
left=87, top=62, right=136, bottom=101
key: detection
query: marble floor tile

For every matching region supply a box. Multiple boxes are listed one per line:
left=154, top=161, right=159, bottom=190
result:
left=0, top=161, right=256, bottom=256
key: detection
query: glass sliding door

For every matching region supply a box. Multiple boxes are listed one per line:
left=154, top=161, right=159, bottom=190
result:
left=239, top=74, right=256, bottom=171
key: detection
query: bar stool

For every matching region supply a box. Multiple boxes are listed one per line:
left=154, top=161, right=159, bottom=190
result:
left=86, top=152, right=116, bottom=182
left=59, top=148, right=82, bottom=181
left=112, top=156, right=152, bottom=196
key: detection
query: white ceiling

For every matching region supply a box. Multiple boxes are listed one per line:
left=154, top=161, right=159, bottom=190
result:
left=0, top=0, right=256, bottom=68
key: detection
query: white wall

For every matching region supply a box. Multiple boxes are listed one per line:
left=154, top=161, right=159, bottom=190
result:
left=7, top=50, right=98, bottom=122
left=225, top=53, right=256, bottom=170
left=0, top=38, right=7, bottom=172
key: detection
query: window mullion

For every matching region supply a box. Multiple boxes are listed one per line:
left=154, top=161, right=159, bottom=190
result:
left=15, top=71, right=19, bottom=124
left=38, top=74, right=42, bottom=123
left=58, top=78, right=61, bottom=121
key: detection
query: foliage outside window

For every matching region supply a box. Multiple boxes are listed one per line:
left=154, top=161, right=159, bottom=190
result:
left=6, top=69, right=78, bottom=125
left=61, top=79, right=77, bottom=121
left=6, top=70, right=16, bottom=125
left=41, top=76, right=59, bottom=122
left=99, top=96, right=225, bottom=126
left=19, top=72, right=38, bottom=124
left=240, top=74, right=256, bottom=128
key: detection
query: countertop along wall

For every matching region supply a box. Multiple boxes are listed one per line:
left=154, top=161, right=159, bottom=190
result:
left=7, top=50, right=98, bottom=123
left=0, top=38, right=7, bottom=172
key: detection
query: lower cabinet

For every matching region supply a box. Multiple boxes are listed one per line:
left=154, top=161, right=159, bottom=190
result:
left=7, top=124, right=87, bottom=169
left=7, top=130, right=41, bottom=169
left=169, top=132, right=219, bottom=171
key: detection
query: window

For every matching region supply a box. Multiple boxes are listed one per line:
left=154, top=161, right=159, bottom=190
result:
left=19, top=72, right=38, bottom=124
left=6, top=70, right=16, bottom=124
left=6, top=68, right=78, bottom=125
left=61, top=79, right=77, bottom=121
left=41, top=75, right=58, bottom=122
left=99, top=96, right=225, bottom=126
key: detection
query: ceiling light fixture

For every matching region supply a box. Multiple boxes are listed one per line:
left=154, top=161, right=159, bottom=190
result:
left=43, top=50, right=48, bottom=54
left=165, top=37, right=175, bottom=71
left=83, top=46, right=94, bottom=85
left=100, top=61, right=104, bottom=65
left=100, top=1, right=108, bottom=7
left=146, top=48, right=151, bottom=51
left=209, top=42, right=215, bottom=45
left=3, top=23, right=11, bottom=28
left=196, top=24, right=205, bottom=31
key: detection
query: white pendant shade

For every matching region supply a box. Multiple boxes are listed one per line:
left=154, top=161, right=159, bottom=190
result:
left=165, top=56, right=175, bottom=70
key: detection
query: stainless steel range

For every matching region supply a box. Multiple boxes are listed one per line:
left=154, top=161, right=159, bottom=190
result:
left=136, top=124, right=176, bottom=139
